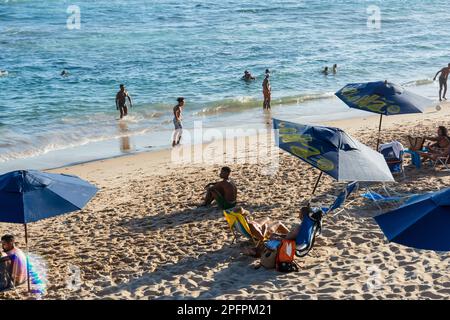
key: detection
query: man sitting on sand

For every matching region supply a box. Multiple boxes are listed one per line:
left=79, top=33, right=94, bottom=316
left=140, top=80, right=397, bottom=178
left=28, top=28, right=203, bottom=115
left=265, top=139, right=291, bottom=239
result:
left=201, top=167, right=237, bottom=210
left=0, top=235, right=27, bottom=290
left=418, top=126, right=450, bottom=161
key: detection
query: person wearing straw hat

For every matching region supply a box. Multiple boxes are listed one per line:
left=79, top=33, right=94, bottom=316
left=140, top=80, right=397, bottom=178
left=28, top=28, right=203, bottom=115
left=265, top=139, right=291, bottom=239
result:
left=0, top=234, right=27, bottom=289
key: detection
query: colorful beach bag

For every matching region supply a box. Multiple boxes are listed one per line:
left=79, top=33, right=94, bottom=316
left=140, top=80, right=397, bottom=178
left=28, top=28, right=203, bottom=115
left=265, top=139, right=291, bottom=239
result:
left=276, top=240, right=298, bottom=272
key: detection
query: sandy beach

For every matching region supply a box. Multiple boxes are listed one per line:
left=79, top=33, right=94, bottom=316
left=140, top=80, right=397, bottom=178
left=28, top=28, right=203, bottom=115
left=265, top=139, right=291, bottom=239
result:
left=1, top=103, right=450, bottom=300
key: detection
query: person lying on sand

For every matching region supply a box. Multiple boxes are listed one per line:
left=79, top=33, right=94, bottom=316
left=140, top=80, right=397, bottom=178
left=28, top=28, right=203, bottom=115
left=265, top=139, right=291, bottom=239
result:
left=417, top=126, right=450, bottom=161
left=201, top=166, right=237, bottom=210
left=0, top=235, right=27, bottom=290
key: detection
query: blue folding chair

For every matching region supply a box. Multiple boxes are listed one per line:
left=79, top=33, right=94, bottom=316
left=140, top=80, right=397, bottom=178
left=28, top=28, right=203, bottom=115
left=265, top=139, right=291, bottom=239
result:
left=322, top=181, right=358, bottom=217
left=361, top=186, right=416, bottom=211
left=295, top=209, right=323, bottom=257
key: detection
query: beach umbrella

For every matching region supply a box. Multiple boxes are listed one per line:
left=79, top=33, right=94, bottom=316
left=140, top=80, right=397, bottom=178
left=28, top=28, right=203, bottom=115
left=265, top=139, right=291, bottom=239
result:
left=0, top=170, right=98, bottom=291
left=335, top=81, right=433, bottom=150
left=273, top=119, right=394, bottom=195
left=375, top=188, right=450, bottom=251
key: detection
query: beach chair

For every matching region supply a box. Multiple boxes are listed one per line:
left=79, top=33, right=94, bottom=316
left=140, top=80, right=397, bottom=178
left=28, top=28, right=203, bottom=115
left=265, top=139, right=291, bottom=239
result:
left=433, top=155, right=450, bottom=171
left=295, top=209, right=324, bottom=258
left=321, top=181, right=358, bottom=217
left=361, top=185, right=416, bottom=211
left=223, top=208, right=259, bottom=245
left=379, top=142, right=405, bottom=178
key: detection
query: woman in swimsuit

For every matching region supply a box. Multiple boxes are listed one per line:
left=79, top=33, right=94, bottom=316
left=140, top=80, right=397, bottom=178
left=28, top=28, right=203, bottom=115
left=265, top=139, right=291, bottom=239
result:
left=419, top=126, right=450, bottom=161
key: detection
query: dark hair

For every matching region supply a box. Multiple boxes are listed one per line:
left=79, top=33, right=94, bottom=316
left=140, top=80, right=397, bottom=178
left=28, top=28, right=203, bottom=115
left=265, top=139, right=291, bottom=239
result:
left=120, top=84, right=124, bottom=88
left=300, top=206, right=310, bottom=215
left=438, top=126, right=448, bottom=137
left=1, top=234, right=15, bottom=243
left=177, top=97, right=185, bottom=103
left=221, top=166, right=231, bottom=174
left=265, top=69, right=270, bottom=74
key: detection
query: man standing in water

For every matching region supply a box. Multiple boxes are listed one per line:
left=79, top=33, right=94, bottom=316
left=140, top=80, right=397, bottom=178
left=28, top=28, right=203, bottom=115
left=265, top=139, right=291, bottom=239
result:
left=115, top=84, right=133, bottom=119
left=172, top=97, right=185, bottom=147
left=262, top=71, right=271, bottom=109
left=433, top=64, right=450, bottom=101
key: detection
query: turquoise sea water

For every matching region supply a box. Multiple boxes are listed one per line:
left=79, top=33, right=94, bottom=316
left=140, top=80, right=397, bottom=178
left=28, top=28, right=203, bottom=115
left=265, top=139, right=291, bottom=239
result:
left=0, top=0, right=448, bottom=171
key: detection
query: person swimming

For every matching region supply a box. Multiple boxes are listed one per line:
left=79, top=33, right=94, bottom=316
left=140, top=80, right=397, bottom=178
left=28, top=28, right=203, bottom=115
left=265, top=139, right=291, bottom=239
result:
left=322, top=66, right=329, bottom=75
left=242, top=70, right=255, bottom=81
left=60, top=69, right=69, bottom=77
left=332, top=64, right=337, bottom=74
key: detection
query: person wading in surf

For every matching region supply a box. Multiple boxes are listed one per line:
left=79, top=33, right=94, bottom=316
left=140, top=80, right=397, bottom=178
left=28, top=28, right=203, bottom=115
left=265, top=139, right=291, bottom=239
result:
left=262, top=71, right=271, bottom=110
left=172, top=97, right=185, bottom=147
left=115, top=84, right=133, bottom=119
left=433, top=63, right=450, bottom=101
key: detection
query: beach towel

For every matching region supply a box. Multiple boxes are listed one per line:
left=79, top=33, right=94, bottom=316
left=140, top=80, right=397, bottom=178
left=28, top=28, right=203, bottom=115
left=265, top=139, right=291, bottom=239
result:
left=379, top=141, right=404, bottom=159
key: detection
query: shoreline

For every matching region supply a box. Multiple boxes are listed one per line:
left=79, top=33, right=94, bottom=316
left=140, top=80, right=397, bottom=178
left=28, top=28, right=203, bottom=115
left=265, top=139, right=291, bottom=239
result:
left=46, top=102, right=445, bottom=177
left=0, top=80, right=440, bottom=174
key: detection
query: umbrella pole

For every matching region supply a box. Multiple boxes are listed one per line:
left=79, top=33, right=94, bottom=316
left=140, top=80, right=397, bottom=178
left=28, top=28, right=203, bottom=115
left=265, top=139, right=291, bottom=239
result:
left=376, top=114, right=383, bottom=151
left=311, top=171, right=323, bottom=195
left=24, top=223, right=31, bottom=293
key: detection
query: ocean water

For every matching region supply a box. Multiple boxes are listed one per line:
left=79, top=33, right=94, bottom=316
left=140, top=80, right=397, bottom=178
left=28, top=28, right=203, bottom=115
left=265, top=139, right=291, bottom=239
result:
left=0, top=0, right=449, bottom=171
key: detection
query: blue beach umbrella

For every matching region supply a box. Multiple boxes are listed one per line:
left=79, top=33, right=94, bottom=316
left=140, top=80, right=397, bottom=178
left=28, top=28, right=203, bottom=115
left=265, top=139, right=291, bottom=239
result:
left=375, top=188, right=450, bottom=251
left=0, top=170, right=98, bottom=291
left=335, top=81, right=433, bottom=149
left=273, top=119, right=394, bottom=194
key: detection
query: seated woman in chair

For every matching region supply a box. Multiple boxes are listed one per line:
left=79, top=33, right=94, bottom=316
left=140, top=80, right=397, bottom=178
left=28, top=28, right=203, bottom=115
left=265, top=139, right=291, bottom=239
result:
left=418, top=126, right=450, bottom=161
left=242, top=207, right=311, bottom=257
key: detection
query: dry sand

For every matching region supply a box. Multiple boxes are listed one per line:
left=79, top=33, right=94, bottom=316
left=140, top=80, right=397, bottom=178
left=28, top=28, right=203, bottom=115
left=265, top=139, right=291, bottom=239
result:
left=1, top=103, right=450, bottom=300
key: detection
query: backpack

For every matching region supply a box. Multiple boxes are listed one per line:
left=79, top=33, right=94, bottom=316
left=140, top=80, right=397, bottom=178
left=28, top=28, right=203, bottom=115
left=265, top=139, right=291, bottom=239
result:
left=0, top=260, right=13, bottom=291
left=276, top=240, right=299, bottom=272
